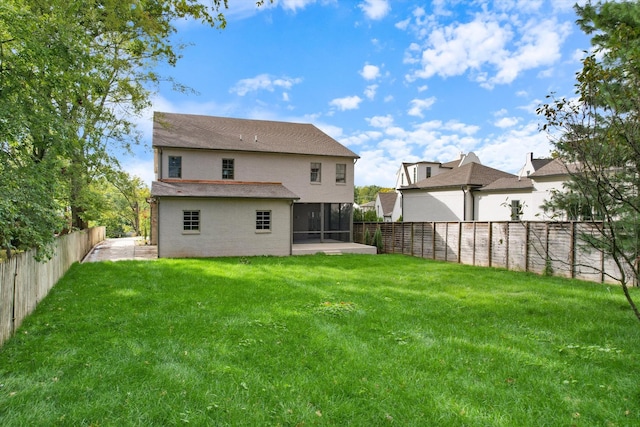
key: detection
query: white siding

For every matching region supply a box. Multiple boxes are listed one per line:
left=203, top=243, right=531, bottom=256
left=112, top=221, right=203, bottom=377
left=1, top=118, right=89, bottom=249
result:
left=403, top=189, right=464, bottom=222
left=157, top=197, right=292, bottom=258
left=158, top=149, right=354, bottom=203
left=474, top=177, right=567, bottom=221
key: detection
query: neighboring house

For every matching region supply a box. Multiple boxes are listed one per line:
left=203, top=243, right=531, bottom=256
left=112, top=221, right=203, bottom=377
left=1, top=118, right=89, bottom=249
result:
left=150, top=112, right=359, bottom=258
left=358, top=200, right=375, bottom=212
left=393, top=152, right=482, bottom=222
left=375, top=192, right=400, bottom=222
left=400, top=162, right=515, bottom=222
left=394, top=152, right=481, bottom=189
left=475, top=155, right=562, bottom=221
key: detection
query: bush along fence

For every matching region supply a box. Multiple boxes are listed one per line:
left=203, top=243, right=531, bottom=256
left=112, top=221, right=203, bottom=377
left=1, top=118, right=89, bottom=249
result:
left=0, top=227, right=105, bottom=347
left=355, top=221, right=632, bottom=285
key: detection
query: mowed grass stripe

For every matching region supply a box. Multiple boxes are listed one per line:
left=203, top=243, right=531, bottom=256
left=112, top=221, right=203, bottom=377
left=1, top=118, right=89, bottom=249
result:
left=0, top=254, right=638, bottom=426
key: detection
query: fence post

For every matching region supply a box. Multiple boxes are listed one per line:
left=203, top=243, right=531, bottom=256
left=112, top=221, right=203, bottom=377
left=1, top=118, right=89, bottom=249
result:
left=525, top=222, right=530, bottom=273
left=488, top=222, right=493, bottom=267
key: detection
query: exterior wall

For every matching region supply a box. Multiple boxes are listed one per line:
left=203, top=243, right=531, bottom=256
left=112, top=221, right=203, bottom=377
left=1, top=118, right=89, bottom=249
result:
left=475, top=191, right=535, bottom=221
left=157, top=148, right=354, bottom=204
left=157, top=197, right=292, bottom=258
left=402, top=189, right=464, bottom=222
left=475, top=177, right=567, bottom=221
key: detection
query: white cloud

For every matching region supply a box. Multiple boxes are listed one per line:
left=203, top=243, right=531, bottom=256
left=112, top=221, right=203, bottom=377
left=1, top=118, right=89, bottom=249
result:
left=395, top=18, right=410, bottom=30
left=364, top=84, right=378, bottom=100
left=359, top=0, right=390, bottom=20
left=329, top=95, right=363, bottom=111
left=360, top=64, right=381, bottom=80
left=230, top=74, right=302, bottom=96
left=494, top=116, right=520, bottom=128
left=121, top=158, right=155, bottom=187
left=280, top=0, right=318, bottom=12
left=407, top=97, right=436, bottom=118
left=406, top=10, right=573, bottom=88
left=366, top=115, right=394, bottom=128
left=412, top=17, right=513, bottom=81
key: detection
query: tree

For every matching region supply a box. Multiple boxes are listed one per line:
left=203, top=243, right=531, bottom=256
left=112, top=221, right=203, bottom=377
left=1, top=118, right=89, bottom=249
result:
left=1, top=0, right=252, bottom=258
left=537, top=0, right=640, bottom=322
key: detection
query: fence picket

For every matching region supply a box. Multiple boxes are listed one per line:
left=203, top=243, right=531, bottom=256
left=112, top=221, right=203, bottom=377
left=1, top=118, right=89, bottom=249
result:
left=0, top=228, right=105, bottom=347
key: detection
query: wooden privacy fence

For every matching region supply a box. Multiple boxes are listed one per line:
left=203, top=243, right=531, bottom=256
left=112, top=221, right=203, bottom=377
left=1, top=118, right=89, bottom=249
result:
left=0, top=227, right=105, bottom=347
left=355, top=221, right=628, bottom=285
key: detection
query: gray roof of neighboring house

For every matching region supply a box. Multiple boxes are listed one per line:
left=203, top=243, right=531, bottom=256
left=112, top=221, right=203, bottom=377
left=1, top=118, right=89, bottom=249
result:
left=360, top=200, right=375, bottom=208
left=377, top=192, right=397, bottom=215
left=479, top=177, right=534, bottom=191
left=151, top=180, right=300, bottom=200
left=153, top=112, right=360, bottom=159
left=402, top=162, right=515, bottom=190
left=531, top=158, right=553, bottom=171
left=530, top=158, right=578, bottom=177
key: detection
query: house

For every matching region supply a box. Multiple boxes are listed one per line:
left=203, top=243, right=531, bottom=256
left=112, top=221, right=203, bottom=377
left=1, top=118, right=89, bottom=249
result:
left=475, top=155, right=562, bottom=221
left=375, top=192, right=400, bottom=222
left=150, top=112, right=362, bottom=258
left=391, top=152, right=482, bottom=222
left=400, top=162, right=515, bottom=222
left=395, top=152, right=482, bottom=188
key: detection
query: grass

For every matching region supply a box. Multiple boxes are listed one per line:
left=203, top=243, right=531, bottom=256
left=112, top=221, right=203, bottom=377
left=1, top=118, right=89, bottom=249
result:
left=1, top=254, right=639, bottom=426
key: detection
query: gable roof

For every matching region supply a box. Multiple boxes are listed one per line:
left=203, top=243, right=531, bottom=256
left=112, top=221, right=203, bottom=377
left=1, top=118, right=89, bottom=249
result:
left=377, top=192, right=398, bottom=215
left=531, top=158, right=553, bottom=171
left=153, top=112, right=359, bottom=159
left=152, top=180, right=300, bottom=200
left=479, top=177, right=534, bottom=191
left=530, top=158, right=578, bottom=177
left=402, top=162, right=515, bottom=190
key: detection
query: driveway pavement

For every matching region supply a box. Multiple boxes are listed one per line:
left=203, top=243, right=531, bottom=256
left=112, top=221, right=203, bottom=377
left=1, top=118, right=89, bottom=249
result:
left=82, top=237, right=157, bottom=262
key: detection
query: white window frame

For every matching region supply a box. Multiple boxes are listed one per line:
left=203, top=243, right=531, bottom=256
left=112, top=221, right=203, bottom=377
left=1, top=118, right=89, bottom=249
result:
left=310, top=162, right=322, bottom=183
left=256, top=210, right=271, bottom=233
left=183, top=210, right=200, bottom=234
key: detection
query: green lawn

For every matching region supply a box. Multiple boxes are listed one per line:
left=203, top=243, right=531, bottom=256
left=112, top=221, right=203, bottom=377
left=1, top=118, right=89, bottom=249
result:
left=1, top=254, right=639, bottom=426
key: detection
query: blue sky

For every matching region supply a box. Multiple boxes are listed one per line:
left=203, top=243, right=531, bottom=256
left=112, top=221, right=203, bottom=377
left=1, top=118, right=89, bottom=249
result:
left=124, top=0, right=592, bottom=187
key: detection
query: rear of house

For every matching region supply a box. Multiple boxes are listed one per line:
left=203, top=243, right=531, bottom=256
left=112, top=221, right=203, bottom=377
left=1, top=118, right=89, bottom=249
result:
left=150, top=112, right=359, bottom=258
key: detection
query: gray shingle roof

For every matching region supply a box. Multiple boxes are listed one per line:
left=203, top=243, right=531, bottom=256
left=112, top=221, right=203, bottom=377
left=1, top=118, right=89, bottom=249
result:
left=479, top=177, right=534, bottom=191
left=377, top=192, right=398, bottom=215
left=153, top=112, right=359, bottom=159
left=402, top=162, right=515, bottom=190
left=152, top=180, right=300, bottom=200
left=530, top=158, right=577, bottom=177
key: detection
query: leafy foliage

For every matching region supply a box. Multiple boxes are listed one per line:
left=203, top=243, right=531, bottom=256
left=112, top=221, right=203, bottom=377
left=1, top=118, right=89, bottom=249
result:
left=537, top=0, right=640, bottom=321
left=0, top=0, right=230, bottom=258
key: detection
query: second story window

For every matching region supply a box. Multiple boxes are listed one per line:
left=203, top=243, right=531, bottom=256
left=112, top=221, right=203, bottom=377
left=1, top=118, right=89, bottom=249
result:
left=311, top=162, right=321, bottom=183
left=168, top=156, right=182, bottom=178
left=426, top=166, right=432, bottom=178
left=222, top=158, right=234, bottom=180
left=336, top=164, right=346, bottom=184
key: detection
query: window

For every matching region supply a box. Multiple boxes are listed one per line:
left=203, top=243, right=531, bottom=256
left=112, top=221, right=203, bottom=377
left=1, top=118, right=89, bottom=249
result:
left=222, top=158, right=234, bottom=180
left=426, top=166, right=432, bottom=178
left=511, top=200, right=522, bottom=221
left=335, top=164, right=346, bottom=184
left=310, top=162, right=321, bottom=183
left=168, top=156, right=182, bottom=178
left=183, top=210, right=200, bottom=232
left=413, top=168, right=417, bottom=183
left=256, top=210, right=271, bottom=231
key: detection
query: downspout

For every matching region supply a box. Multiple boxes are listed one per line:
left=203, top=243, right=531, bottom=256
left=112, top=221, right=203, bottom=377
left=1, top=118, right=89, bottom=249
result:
left=290, top=200, right=294, bottom=254
left=461, top=186, right=467, bottom=221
